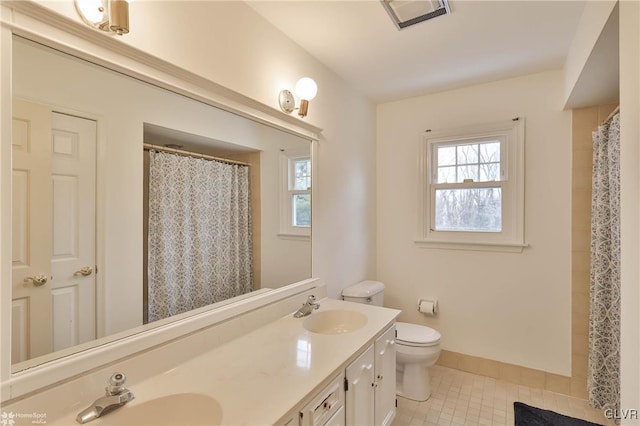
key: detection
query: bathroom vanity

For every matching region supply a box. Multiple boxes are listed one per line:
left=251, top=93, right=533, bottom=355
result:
left=2, top=289, right=399, bottom=425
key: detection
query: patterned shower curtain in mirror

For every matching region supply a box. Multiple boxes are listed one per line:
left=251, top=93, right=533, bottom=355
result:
left=147, top=151, right=253, bottom=322
left=588, top=113, right=620, bottom=414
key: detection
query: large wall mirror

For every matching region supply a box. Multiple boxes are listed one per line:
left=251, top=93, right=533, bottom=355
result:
left=10, top=36, right=312, bottom=372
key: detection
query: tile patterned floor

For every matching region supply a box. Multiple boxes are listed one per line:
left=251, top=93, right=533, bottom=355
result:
left=392, top=365, right=614, bottom=426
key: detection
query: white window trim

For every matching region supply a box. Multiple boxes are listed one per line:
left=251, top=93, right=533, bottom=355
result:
left=416, top=119, right=528, bottom=253
left=279, top=149, right=311, bottom=240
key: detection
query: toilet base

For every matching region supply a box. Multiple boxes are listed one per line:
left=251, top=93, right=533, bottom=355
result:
left=396, top=362, right=432, bottom=402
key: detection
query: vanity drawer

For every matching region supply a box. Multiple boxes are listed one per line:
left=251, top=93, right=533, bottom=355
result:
left=299, top=374, right=345, bottom=426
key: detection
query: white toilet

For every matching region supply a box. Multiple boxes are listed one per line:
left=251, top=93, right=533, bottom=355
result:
left=342, top=281, right=441, bottom=401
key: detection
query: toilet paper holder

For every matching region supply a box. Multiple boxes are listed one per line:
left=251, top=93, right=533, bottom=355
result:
left=417, top=298, right=438, bottom=316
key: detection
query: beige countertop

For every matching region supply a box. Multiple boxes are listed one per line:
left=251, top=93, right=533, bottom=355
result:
left=48, top=298, right=399, bottom=425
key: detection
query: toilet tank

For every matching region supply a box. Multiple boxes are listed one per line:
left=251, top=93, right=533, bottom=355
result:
left=341, top=280, right=385, bottom=306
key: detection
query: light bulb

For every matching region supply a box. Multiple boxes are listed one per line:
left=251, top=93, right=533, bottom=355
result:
left=295, top=77, right=318, bottom=101
left=77, top=0, right=107, bottom=24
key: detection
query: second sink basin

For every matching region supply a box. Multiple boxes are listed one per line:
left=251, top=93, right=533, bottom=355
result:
left=303, top=309, right=368, bottom=334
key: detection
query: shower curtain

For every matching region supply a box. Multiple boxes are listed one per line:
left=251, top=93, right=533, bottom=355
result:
left=588, top=113, right=620, bottom=414
left=147, top=151, right=253, bottom=322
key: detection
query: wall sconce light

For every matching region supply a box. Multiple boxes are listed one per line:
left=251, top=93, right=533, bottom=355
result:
left=279, top=77, right=318, bottom=118
left=75, top=0, right=130, bottom=35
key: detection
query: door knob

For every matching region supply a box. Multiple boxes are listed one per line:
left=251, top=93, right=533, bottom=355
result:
left=24, top=274, right=48, bottom=286
left=74, top=266, right=93, bottom=277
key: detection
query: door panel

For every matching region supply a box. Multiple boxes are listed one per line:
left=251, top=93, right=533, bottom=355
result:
left=11, top=169, right=29, bottom=266
left=52, top=174, right=79, bottom=258
left=11, top=298, right=28, bottom=362
left=50, top=112, right=97, bottom=350
left=51, top=286, right=78, bottom=351
left=11, top=99, right=53, bottom=361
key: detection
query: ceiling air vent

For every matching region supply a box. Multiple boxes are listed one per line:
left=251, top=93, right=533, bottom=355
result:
left=381, top=0, right=451, bottom=30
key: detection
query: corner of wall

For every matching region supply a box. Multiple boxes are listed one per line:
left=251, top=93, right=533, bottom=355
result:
left=564, top=0, right=619, bottom=109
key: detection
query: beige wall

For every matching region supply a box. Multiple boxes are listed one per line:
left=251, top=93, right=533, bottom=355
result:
left=377, top=70, right=572, bottom=376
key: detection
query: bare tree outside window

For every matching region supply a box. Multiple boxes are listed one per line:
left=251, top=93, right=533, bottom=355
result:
left=291, top=158, right=311, bottom=227
left=433, top=141, right=502, bottom=232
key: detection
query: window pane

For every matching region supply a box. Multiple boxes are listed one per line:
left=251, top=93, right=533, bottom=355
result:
left=437, top=166, right=456, bottom=183
left=456, top=144, right=478, bottom=164
left=479, top=141, right=500, bottom=163
left=293, top=159, right=311, bottom=190
left=437, top=146, right=456, bottom=166
left=293, top=194, right=311, bottom=227
left=434, top=188, right=502, bottom=232
left=479, top=163, right=500, bottom=181
left=457, top=165, right=479, bottom=183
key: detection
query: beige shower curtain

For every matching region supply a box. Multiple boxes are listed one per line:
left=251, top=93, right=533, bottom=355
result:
left=147, top=150, right=253, bottom=322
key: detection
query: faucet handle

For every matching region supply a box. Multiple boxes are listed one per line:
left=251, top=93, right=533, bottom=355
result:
left=309, top=295, right=320, bottom=309
left=107, top=372, right=127, bottom=395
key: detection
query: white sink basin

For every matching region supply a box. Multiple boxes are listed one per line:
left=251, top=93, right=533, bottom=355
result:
left=95, top=393, right=222, bottom=425
left=303, top=309, right=368, bottom=334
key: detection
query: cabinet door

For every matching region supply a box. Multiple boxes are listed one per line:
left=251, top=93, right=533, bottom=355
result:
left=345, top=345, right=375, bottom=426
left=374, top=325, right=396, bottom=426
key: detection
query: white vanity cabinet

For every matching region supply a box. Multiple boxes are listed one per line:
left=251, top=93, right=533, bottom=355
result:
left=345, top=324, right=396, bottom=426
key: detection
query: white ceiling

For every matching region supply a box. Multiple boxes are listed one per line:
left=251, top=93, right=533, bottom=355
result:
left=247, top=1, right=587, bottom=102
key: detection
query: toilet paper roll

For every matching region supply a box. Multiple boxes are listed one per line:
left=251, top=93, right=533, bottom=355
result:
left=418, top=299, right=438, bottom=316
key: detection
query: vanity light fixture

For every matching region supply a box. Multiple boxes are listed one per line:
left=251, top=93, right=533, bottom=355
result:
left=75, top=0, right=130, bottom=35
left=279, top=77, right=318, bottom=118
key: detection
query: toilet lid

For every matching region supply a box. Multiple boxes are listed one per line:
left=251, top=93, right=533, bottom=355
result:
left=395, top=322, right=440, bottom=346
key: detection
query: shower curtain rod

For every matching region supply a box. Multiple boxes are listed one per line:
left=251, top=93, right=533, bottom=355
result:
left=143, top=143, right=251, bottom=167
left=601, top=105, right=620, bottom=126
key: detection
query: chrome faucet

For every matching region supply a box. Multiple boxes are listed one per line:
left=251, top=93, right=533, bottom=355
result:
left=76, top=372, right=135, bottom=424
left=294, top=295, right=320, bottom=318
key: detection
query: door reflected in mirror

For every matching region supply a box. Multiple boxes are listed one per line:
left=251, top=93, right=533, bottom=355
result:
left=10, top=36, right=312, bottom=371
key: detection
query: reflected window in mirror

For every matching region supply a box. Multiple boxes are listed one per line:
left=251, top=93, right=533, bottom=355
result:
left=280, top=150, right=311, bottom=238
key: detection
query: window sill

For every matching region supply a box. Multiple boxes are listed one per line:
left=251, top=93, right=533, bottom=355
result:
left=278, top=233, right=311, bottom=242
left=414, top=239, right=529, bottom=253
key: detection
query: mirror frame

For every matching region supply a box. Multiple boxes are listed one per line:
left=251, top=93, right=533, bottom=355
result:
left=0, top=1, right=321, bottom=402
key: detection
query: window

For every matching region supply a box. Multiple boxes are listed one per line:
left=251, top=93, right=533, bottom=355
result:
left=280, top=150, right=311, bottom=238
left=418, top=119, right=526, bottom=252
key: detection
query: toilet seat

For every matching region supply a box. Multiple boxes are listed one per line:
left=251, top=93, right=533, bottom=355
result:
left=396, top=322, right=441, bottom=347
